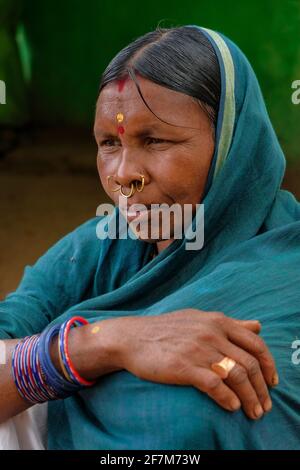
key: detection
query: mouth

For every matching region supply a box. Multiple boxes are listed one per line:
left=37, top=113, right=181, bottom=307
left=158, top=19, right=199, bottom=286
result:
left=125, top=206, right=150, bottom=222
left=117, top=203, right=151, bottom=223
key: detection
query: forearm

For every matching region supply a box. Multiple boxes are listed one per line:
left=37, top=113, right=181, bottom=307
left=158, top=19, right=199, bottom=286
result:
left=0, top=338, right=33, bottom=423
left=0, top=317, right=125, bottom=423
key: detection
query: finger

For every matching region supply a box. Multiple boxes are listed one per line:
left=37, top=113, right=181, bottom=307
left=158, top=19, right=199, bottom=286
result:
left=206, top=352, right=265, bottom=420
left=232, top=319, right=261, bottom=334
left=225, top=323, right=278, bottom=387
left=187, top=366, right=241, bottom=413
left=224, top=362, right=265, bottom=420
left=220, top=341, right=272, bottom=414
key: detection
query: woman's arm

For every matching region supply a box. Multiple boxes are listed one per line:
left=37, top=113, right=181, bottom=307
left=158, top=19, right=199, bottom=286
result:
left=0, top=318, right=124, bottom=424
left=0, top=309, right=278, bottom=424
left=53, top=309, right=277, bottom=421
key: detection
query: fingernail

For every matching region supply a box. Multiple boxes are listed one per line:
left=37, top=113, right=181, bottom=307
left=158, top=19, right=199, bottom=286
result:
left=263, top=397, right=272, bottom=412
left=254, top=404, right=264, bottom=418
left=272, top=373, right=279, bottom=386
left=230, top=398, right=241, bottom=410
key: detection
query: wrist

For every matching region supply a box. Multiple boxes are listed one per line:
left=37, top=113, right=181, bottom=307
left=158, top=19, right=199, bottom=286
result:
left=50, top=317, right=128, bottom=381
left=83, top=317, right=127, bottom=378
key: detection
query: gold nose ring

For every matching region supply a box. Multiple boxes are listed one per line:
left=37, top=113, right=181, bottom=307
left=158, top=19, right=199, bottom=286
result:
left=120, top=183, right=136, bottom=198
left=107, top=175, right=121, bottom=192
left=136, top=174, right=145, bottom=192
left=107, top=174, right=145, bottom=198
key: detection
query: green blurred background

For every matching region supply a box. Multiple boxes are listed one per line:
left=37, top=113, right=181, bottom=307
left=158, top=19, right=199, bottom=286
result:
left=1, top=0, right=300, bottom=159
left=0, top=0, right=300, bottom=298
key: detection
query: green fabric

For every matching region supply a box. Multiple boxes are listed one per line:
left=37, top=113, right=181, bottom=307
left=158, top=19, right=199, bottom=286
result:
left=1, top=25, right=300, bottom=449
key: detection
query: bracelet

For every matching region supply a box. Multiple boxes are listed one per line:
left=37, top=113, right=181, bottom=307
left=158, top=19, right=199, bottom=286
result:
left=58, top=316, right=96, bottom=387
left=57, top=344, right=73, bottom=383
left=38, top=323, right=82, bottom=397
left=11, top=315, right=95, bottom=404
left=12, top=334, right=43, bottom=404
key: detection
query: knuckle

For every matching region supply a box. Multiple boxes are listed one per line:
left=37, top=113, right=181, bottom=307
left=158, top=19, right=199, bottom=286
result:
left=199, top=331, right=216, bottom=343
left=186, top=341, right=200, bottom=356
left=228, top=364, right=248, bottom=385
left=205, top=375, right=222, bottom=392
left=252, top=336, right=266, bottom=356
left=211, top=311, right=226, bottom=325
left=262, top=356, right=275, bottom=369
left=167, top=356, right=185, bottom=373
left=245, top=357, right=260, bottom=377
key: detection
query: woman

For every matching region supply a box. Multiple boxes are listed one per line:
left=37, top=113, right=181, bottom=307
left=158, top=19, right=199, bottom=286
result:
left=0, top=24, right=300, bottom=450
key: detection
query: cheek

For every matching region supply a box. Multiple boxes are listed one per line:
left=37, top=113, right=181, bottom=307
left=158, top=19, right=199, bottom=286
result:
left=97, top=153, right=117, bottom=174
left=180, top=140, right=214, bottom=200
left=155, top=144, right=214, bottom=203
left=96, top=157, right=115, bottom=194
left=96, top=157, right=104, bottom=183
left=96, top=156, right=101, bottom=174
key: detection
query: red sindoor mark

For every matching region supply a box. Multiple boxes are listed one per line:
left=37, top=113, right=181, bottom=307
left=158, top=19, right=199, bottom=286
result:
left=117, top=78, right=127, bottom=92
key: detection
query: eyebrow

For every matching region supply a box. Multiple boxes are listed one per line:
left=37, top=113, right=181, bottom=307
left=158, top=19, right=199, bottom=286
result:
left=94, top=124, right=167, bottom=139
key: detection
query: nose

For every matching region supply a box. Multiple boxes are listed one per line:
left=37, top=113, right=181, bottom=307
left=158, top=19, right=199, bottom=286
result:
left=113, top=150, right=146, bottom=193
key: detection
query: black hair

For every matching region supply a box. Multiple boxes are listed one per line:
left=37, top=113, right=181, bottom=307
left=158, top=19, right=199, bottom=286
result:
left=98, top=25, right=221, bottom=134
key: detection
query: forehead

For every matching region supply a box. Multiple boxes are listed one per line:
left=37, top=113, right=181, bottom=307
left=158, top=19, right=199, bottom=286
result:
left=95, top=76, right=203, bottom=131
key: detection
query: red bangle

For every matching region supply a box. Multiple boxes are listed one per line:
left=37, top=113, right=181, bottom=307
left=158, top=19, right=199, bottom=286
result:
left=62, top=316, right=96, bottom=387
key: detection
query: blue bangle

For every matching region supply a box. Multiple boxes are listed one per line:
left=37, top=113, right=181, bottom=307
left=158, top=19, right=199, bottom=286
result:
left=38, top=324, right=83, bottom=398
left=31, top=334, right=55, bottom=401
left=12, top=320, right=92, bottom=405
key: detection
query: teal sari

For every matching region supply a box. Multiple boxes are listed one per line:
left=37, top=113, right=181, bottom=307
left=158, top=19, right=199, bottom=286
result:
left=1, top=25, right=300, bottom=450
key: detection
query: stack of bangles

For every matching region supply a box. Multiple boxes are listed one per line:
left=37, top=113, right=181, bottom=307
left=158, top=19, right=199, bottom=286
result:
left=11, top=316, right=96, bottom=404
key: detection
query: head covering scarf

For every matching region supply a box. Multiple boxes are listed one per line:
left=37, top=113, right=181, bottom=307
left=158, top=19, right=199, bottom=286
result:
left=1, top=25, right=300, bottom=450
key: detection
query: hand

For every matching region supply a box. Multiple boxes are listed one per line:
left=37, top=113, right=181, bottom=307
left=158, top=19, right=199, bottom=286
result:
left=118, top=309, right=278, bottom=420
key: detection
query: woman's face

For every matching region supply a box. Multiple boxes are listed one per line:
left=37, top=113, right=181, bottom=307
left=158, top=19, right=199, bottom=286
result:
left=94, top=75, right=215, bottom=246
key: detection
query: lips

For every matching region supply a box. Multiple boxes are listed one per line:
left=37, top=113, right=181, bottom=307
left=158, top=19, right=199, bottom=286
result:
left=119, top=202, right=149, bottom=217
left=127, top=203, right=151, bottom=212
left=119, top=202, right=160, bottom=225
left=127, top=209, right=147, bottom=217
left=126, top=207, right=150, bottom=222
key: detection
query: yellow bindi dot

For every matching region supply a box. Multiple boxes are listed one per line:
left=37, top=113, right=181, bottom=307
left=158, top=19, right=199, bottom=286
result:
left=116, top=113, right=124, bottom=123
left=91, top=326, right=101, bottom=334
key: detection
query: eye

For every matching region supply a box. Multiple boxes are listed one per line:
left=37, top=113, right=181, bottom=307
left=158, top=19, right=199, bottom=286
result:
left=99, top=138, right=120, bottom=147
left=146, top=137, right=167, bottom=145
